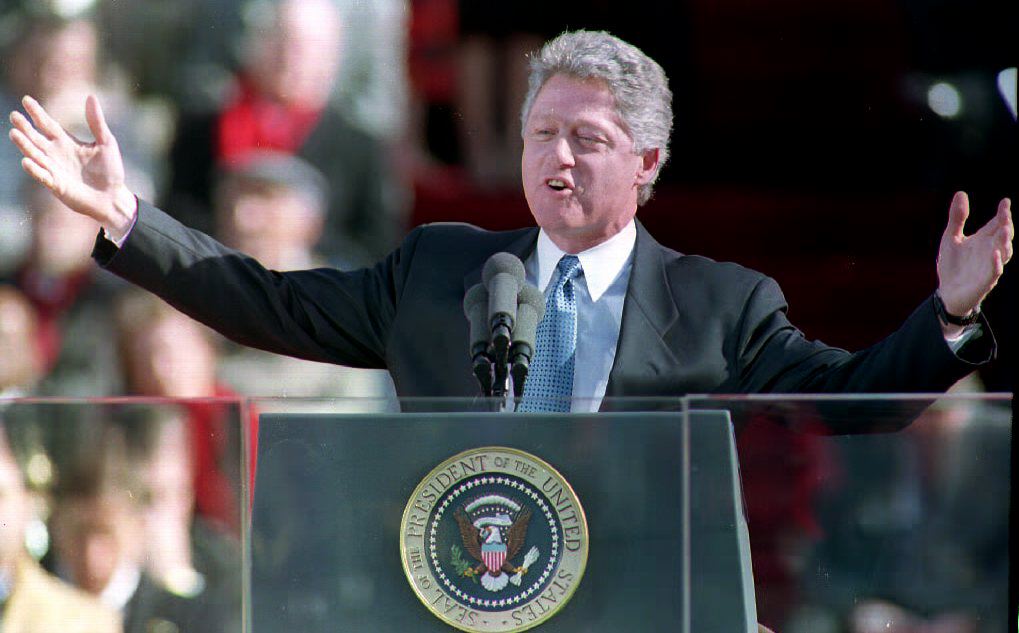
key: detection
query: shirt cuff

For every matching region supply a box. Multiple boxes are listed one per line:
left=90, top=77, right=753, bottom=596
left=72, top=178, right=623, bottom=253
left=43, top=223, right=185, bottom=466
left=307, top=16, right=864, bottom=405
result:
left=944, top=323, right=980, bottom=354
left=102, top=212, right=138, bottom=248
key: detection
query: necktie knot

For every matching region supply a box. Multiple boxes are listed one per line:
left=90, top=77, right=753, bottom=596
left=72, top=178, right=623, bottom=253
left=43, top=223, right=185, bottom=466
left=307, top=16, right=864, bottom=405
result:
left=555, top=255, right=582, bottom=287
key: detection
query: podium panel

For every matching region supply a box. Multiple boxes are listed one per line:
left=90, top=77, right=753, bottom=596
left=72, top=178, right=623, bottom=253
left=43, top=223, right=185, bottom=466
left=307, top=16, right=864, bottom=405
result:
left=249, top=410, right=757, bottom=632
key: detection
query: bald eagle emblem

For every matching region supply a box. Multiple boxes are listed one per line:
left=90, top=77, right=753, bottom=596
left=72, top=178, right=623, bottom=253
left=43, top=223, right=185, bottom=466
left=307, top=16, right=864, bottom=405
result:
left=453, top=495, right=540, bottom=592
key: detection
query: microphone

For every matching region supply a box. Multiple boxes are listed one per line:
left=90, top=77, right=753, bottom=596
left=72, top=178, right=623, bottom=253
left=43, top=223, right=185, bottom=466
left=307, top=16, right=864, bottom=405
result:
left=463, top=283, right=493, bottom=397
left=511, top=284, right=545, bottom=398
left=483, top=253, right=525, bottom=395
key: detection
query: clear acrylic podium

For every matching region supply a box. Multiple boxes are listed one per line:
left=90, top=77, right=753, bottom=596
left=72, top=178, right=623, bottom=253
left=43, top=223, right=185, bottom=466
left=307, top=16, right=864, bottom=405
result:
left=0, top=393, right=1011, bottom=633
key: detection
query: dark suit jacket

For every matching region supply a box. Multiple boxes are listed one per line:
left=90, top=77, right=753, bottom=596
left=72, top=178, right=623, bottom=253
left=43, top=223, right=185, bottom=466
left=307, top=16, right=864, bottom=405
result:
left=93, top=201, right=993, bottom=408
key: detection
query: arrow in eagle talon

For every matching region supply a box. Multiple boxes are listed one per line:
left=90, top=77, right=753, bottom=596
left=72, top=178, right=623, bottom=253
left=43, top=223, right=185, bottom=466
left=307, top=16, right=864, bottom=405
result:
left=510, top=547, right=540, bottom=586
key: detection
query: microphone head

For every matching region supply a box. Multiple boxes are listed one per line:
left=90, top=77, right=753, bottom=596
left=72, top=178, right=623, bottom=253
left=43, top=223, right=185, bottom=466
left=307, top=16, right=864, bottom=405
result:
left=517, top=284, right=546, bottom=323
left=482, top=252, right=525, bottom=288
left=463, top=282, right=489, bottom=317
left=513, top=302, right=541, bottom=348
left=484, top=253, right=524, bottom=332
left=463, top=283, right=491, bottom=352
left=511, top=283, right=545, bottom=358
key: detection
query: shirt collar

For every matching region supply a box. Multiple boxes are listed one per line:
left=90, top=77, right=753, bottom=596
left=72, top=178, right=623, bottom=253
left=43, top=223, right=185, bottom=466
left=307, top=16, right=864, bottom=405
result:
left=98, top=563, right=142, bottom=612
left=534, top=221, right=636, bottom=302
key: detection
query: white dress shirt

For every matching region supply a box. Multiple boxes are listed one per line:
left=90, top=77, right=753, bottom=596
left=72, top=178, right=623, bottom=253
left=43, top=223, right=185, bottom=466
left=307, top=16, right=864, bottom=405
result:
left=521, top=221, right=636, bottom=413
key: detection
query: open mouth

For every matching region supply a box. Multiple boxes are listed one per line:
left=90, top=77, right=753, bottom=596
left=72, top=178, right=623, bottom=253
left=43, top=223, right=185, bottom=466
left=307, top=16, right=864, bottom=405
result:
left=547, top=178, right=570, bottom=191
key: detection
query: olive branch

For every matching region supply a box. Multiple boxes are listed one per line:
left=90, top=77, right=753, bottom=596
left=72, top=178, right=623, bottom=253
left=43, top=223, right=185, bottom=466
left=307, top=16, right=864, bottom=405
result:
left=450, top=545, right=478, bottom=583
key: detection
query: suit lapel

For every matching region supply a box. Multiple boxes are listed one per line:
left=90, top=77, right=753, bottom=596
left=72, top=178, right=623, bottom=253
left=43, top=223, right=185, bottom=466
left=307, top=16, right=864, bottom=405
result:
left=604, top=221, right=680, bottom=401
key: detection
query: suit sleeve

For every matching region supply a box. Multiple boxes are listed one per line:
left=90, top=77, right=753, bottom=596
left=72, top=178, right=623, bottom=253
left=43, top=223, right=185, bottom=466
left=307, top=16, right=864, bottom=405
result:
left=93, top=199, right=421, bottom=369
left=735, top=276, right=995, bottom=395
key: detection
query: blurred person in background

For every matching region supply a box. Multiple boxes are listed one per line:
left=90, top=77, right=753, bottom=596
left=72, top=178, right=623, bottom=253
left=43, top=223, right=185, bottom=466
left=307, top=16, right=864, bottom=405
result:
left=212, top=152, right=397, bottom=400
left=115, top=290, right=222, bottom=401
left=0, top=421, right=120, bottom=633
left=788, top=377, right=1009, bottom=633
left=166, top=0, right=407, bottom=267
left=127, top=408, right=242, bottom=631
left=0, top=10, right=156, bottom=267
left=114, top=290, right=246, bottom=533
left=214, top=151, right=330, bottom=271
left=49, top=421, right=229, bottom=633
left=1, top=182, right=124, bottom=396
left=96, top=0, right=408, bottom=137
left=0, top=286, right=44, bottom=398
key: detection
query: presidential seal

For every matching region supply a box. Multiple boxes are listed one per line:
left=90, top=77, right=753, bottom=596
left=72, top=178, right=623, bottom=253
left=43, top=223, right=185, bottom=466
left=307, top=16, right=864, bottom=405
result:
left=400, top=447, right=588, bottom=632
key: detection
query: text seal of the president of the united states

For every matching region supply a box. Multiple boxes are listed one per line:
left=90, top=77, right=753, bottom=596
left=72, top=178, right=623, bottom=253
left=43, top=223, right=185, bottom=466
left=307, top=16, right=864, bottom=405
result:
left=401, top=447, right=588, bottom=632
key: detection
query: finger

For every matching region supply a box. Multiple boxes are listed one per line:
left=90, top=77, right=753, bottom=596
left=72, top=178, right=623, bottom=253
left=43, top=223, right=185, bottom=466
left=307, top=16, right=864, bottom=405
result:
left=85, top=94, right=111, bottom=145
left=21, top=157, right=55, bottom=190
left=9, top=110, right=51, bottom=149
left=22, top=95, right=64, bottom=140
left=9, top=128, right=54, bottom=169
left=997, top=198, right=1013, bottom=239
left=1000, top=226, right=1014, bottom=263
left=945, top=191, right=969, bottom=240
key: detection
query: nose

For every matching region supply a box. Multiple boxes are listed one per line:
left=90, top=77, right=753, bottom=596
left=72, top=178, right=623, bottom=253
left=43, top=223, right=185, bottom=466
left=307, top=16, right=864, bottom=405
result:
left=553, top=136, right=575, bottom=168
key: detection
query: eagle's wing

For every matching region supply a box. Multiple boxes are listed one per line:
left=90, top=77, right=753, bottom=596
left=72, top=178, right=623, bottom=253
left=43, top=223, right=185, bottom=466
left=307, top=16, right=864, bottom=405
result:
left=455, top=509, right=483, bottom=561
left=505, top=507, right=533, bottom=559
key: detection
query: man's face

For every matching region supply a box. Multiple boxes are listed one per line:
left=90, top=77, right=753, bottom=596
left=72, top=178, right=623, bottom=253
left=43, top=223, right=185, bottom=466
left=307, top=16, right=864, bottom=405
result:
left=217, top=181, right=322, bottom=270
left=521, top=74, right=656, bottom=253
left=126, top=315, right=216, bottom=398
left=250, top=0, right=342, bottom=108
left=54, top=495, right=141, bottom=595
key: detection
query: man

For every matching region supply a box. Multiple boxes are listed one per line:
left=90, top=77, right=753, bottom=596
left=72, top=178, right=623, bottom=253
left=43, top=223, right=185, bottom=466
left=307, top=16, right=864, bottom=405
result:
left=2, top=182, right=124, bottom=397
left=0, top=286, right=44, bottom=398
left=50, top=420, right=232, bottom=633
left=6, top=31, right=1013, bottom=412
left=0, top=422, right=120, bottom=633
left=166, top=0, right=406, bottom=266
left=210, top=152, right=396, bottom=399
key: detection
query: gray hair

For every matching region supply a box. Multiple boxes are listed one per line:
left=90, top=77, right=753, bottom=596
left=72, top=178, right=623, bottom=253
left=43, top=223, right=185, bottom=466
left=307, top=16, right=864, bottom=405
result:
left=520, top=30, right=673, bottom=205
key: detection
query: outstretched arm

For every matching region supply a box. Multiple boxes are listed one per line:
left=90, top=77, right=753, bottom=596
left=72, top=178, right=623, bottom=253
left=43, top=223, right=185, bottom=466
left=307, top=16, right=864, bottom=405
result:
left=936, top=192, right=1013, bottom=336
left=8, top=95, right=137, bottom=240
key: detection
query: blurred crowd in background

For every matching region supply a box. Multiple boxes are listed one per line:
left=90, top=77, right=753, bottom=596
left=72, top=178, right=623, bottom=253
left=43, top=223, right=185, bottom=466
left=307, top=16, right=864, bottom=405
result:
left=0, top=0, right=1013, bottom=631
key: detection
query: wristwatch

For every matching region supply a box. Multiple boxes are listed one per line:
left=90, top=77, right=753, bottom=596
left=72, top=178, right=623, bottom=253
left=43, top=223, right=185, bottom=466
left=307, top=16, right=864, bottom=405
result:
left=933, top=292, right=980, bottom=326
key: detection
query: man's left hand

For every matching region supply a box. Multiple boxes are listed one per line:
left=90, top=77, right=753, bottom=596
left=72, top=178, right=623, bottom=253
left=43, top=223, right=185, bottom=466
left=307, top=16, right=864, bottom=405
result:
left=937, top=192, right=1013, bottom=318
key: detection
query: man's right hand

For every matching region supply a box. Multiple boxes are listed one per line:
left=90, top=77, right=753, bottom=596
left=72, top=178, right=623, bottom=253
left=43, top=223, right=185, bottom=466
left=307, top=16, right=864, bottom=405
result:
left=8, top=94, right=137, bottom=239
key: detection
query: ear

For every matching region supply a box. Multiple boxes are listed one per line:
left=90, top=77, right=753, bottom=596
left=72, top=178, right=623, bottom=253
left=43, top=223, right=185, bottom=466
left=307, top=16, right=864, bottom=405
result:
left=635, top=148, right=660, bottom=186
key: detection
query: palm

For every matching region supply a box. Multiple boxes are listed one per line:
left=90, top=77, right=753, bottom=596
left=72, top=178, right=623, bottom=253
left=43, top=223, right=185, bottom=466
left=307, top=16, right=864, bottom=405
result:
left=936, top=192, right=1014, bottom=315
left=74, top=136, right=126, bottom=211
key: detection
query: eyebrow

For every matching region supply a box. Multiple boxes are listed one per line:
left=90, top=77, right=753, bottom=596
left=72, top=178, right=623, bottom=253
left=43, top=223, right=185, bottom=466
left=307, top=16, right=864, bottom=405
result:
left=529, top=113, right=617, bottom=132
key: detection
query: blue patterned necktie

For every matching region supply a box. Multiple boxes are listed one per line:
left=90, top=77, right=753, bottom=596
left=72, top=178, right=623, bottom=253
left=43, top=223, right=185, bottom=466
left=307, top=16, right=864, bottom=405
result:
left=519, top=255, right=583, bottom=412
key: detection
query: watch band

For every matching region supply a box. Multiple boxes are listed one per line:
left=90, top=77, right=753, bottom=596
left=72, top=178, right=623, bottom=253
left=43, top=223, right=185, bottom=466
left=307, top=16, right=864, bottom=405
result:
left=933, top=292, right=980, bottom=326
